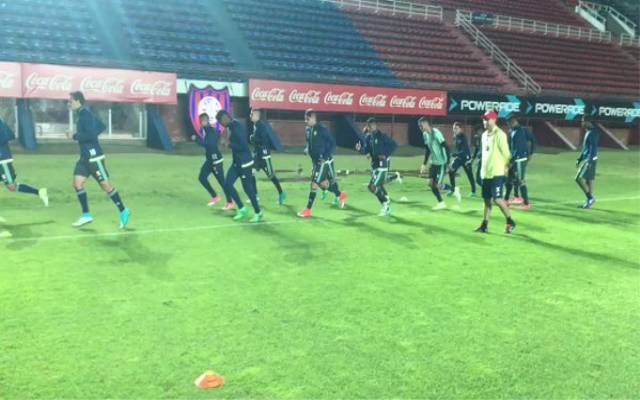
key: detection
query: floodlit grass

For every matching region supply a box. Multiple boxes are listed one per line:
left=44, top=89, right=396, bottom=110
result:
left=1, top=149, right=639, bottom=399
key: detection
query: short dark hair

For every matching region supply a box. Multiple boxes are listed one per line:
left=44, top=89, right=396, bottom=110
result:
left=70, top=91, right=85, bottom=105
left=453, top=121, right=462, bottom=128
left=417, top=117, right=430, bottom=125
left=304, top=109, right=316, bottom=118
left=215, top=109, right=230, bottom=122
left=508, top=116, right=519, bottom=123
left=582, top=114, right=592, bottom=122
left=366, top=117, right=377, bottom=124
left=199, top=113, right=209, bottom=120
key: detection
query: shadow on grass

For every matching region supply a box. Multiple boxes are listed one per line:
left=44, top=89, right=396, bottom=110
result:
left=4, top=220, right=55, bottom=250
left=95, top=235, right=174, bottom=280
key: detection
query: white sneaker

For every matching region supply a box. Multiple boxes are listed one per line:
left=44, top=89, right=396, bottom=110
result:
left=379, top=201, right=391, bottom=217
left=395, top=172, right=403, bottom=184
left=0, top=229, right=12, bottom=239
left=432, top=202, right=447, bottom=211
left=454, top=187, right=462, bottom=203
left=72, top=214, right=94, bottom=228
left=39, top=188, right=49, bottom=207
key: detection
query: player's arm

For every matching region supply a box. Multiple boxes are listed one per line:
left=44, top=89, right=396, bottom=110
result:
left=355, top=135, right=368, bottom=154
left=497, top=132, right=511, bottom=166
left=587, top=131, right=598, bottom=162
left=421, top=145, right=431, bottom=174
left=527, top=129, right=537, bottom=159
left=73, top=112, right=96, bottom=142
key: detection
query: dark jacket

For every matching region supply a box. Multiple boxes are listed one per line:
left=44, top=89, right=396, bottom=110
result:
left=226, top=120, right=253, bottom=165
left=509, top=125, right=537, bottom=161
left=0, top=118, right=15, bottom=161
left=73, top=106, right=105, bottom=160
left=471, top=132, right=482, bottom=161
left=250, top=120, right=272, bottom=155
left=578, top=127, right=599, bottom=163
left=452, top=132, right=472, bottom=159
left=306, top=123, right=334, bottom=163
left=196, top=126, right=223, bottom=162
left=359, top=130, right=398, bottom=168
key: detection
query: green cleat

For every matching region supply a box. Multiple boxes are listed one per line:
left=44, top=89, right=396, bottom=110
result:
left=278, top=192, right=287, bottom=206
left=321, top=190, right=329, bottom=201
left=332, top=197, right=340, bottom=207
left=233, top=207, right=249, bottom=221
left=250, top=211, right=264, bottom=223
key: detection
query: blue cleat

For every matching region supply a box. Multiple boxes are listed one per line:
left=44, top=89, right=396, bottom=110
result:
left=278, top=192, right=287, bottom=206
left=119, top=208, right=131, bottom=229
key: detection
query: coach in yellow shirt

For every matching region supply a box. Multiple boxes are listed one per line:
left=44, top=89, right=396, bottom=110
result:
left=476, top=110, right=516, bottom=234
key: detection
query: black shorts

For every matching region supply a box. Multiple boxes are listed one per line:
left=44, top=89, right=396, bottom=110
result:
left=508, top=159, right=528, bottom=183
left=311, top=160, right=332, bottom=184
left=450, top=155, right=471, bottom=172
left=576, top=160, right=597, bottom=181
left=369, top=159, right=389, bottom=187
left=429, top=164, right=446, bottom=185
left=74, top=157, right=110, bottom=183
left=482, top=176, right=506, bottom=200
left=0, top=160, right=17, bottom=185
left=254, top=153, right=276, bottom=177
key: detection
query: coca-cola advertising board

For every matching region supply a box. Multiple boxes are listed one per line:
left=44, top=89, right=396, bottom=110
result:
left=249, top=79, right=447, bottom=116
left=21, top=64, right=177, bottom=104
left=0, top=62, right=22, bottom=98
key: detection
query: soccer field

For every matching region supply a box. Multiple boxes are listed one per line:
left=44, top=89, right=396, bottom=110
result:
left=1, top=148, right=639, bottom=399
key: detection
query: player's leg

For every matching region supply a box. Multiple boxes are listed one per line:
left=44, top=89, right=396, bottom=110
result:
left=430, top=165, right=446, bottom=210
left=93, top=159, right=130, bottom=229
left=581, top=162, right=596, bottom=208
left=1, top=161, right=48, bottom=206
left=505, top=165, right=515, bottom=202
left=264, top=157, right=286, bottom=205
left=198, top=160, right=219, bottom=204
left=491, top=177, right=516, bottom=233
left=517, top=160, right=530, bottom=208
left=476, top=178, right=492, bottom=233
left=238, top=163, right=262, bottom=222
left=575, top=162, right=591, bottom=206
left=299, top=164, right=322, bottom=217
left=72, top=163, right=93, bottom=227
left=225, top=163, right=246, bottom=219
left=327, top=159, right=347, bottom=208
left=212, top=161, right=233, bottom=209
left=448, top=158, right=458, bottom=194
left=463, top=161, right=476, bottom=196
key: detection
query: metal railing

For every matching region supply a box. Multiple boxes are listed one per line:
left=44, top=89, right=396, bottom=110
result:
left=620, top=33, right=640, bottom=47
left=321, top=0, right=443, bottom=20
left=492, top=13, right=612, bottom=42
left=578, top=0, right=637, bottom=34
left=576, top=0, right=607, bottom=25
left=455, top=11, right=542, bottom=94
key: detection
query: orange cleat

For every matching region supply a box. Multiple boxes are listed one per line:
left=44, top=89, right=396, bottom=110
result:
left=297, top=208, right=312, bottom=218
left=195, top=371, right=225, bottom=389
left=338, top=192, right=348, bottom=209
left=222, top=202, right=235, bottom=211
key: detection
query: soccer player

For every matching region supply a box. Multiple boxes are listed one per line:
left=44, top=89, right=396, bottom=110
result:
left=475, top=110, right=516, bottom=234
left=471, top=124, right=483, bottom=189
left=249, top=108, right=286, bottom=205
left=355, top=117, right=397, bottom=216
left=575, top=115, right=599, bottom=209
left=215, top=110, right=263, bottom=223
left=419, top=117, right=450, bottom=210
left=298, top=109, right=347, bottom=218
left=68, top=91, right=130, bottom=228
left=193, top=113, right=233, bottom=209
left=448, top=121, right=476, bottom=201
left=506, top=117, right=536, bottom=209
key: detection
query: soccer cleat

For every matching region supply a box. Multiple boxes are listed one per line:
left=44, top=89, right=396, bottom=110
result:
left=379, top=201, right=391, bottom=217
left=222, top=202, right=235, bottom=211
left=38, top=188, right=49, bottom=207
left=506, top=221, right=517, bottom=234
left=395, top=171, right=403, bottom=184
left=521, top=204, right=532, bottom=210
left=207, top=196, right=222, bottom=207
left=250, top=211, right=264, bottom=223
left=475, top=222, right=488, bottom=233
left=297, top=208, right=312, bottom=218
left=512, top=197, right=524, bottom=205
left=72, top=213, right=94, bottom=228
left=469, top=192, right=477, bottom=198
left=119, top=208, right=131, bottom=229
left=454, top=187, right=462, bottom=203
left=233, top=207, right=248, bottom=221
left=278, top=192, right=287, bottom=206
left=338, top=192, right=348, bottom=209
left=432, top=202, right=447, bottom=211
left=320, top=190, right=329, bottom=201
left=0, top=229, right=12, bottom=239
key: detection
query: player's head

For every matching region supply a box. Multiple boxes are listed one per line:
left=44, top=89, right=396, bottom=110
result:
left=482, top=110, right=498, bottom=129
left=418, top=117, right=431, bottom=133
left=581, top=114, right=593, bottom=129
left=366, top=117, right=377, bottom=133
left=453, top=121, right=462, bottom=134
left=215, top=110, right=232, bottom=127
left=304, top=109, right=317, bottom=127
left=199, top=113, right=210, bottom=127
left=69, top=91, right=85, bottom=111
left=250, top=108, right=261, bottom=123
left=508, top=116, right=520, bottom=129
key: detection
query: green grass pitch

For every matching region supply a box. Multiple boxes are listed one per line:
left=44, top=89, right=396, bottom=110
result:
left=1, top=148, right=639, bottom=399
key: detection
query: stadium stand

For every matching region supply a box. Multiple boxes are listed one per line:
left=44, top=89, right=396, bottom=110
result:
left=480, top=27, right=640, bottom=97
left=224, top=0, right=401, bottom=87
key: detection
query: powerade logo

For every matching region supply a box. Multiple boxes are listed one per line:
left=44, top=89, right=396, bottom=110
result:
left=533, top=98, right=585, bottom=120
left=598, top=106, right=640, bottom=118
left=459, top=100, right=520, bottom=113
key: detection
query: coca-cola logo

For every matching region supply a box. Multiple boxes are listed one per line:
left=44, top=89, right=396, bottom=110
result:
left=81, top=77, right=125, bottom=95
left=130, top=79, right=172, bottom=97
left=390, top=95, right=417, bottom=109
left=324, top=91, right=354, bottom=106
left=289, top=89, right=321, bottom=104
left=419, top=96, right=445, bottom=110
left=359, top=93, right=387, bottom=108
left=0, top=71, right=16, bottom=89
left=25, top=73, right=73, bottom=92
left=251, top=87, right=285, bottom=102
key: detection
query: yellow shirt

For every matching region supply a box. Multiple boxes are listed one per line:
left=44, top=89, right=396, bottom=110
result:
left=481, top=125, right=510, bottom=179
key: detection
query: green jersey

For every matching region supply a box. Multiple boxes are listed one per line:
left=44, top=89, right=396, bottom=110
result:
left=423, top=128, right=448, bottom=166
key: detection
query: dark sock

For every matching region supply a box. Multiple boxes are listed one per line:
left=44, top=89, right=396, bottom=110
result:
left=329, top=182, right=341, bottom=197
left=251, top=175, right=259, bottom=197
left=375, top=188, right=387, bottom=204
left=387, top=174, right=398, bottom=183
left=109, top=189, right=125, bottom=212
left=307, top=190, right=317, bottom=209
left=448, top=171, right=456, bottom=191
left=480, top=219, right=488, bottom=229
left=432, top=186, right=443, bottom=202
left=587, top=192, right=593, bottom=200
left=17, top=183, right=39, bottom=195
left=514, top=186, right=520, bottom=198
left=464, top=165, right=476, bottom=193
left=521, top=185, right=529, bottom=205
left=271, top=176, right=283, bottom=194
left=505, top=184, right=513, bottom=200
left=76, top=189, right=89, bottom=214
left=507, top=217, right=515, bottom=225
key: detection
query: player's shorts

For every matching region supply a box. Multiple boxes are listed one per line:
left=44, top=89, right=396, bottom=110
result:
left=429, top=164, right=446, bottom=185
left=312, top=160, right=333, bottom=184
left=207, top=152, right=224, bottom=166
left=576, top=160, right=597, bottom=181
left=450, top=155, right=471, bottom=172
left=74, top=156, right=109, bottom=183
left=254, top=153, right=276, bottom=177
left=0, top=159, right=17, bottom=185
left=482, top=176, right=506, bottom=200
left=510, top=158, right=528, bottom=183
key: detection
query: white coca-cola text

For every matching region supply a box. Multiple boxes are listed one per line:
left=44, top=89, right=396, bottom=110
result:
left=419, top=96, right=445, bottom=110
left=251, top=87, right=285, bottom=102
left=80, top=77, right=125, bottom=95
left=25, top=73, right=73, bottom=92
left=130, top=79, right=172, bottom=97
left=289, top=89, right=321, bottom=104
left=359, top=93, right=387, bottom=108
left=390, top=95, right=417, bottom=109
left=324, top=91, right=354, bottom=106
